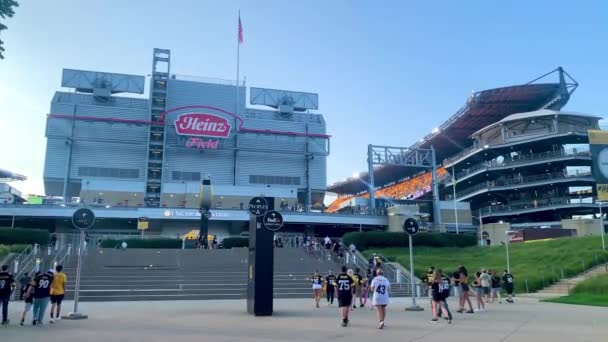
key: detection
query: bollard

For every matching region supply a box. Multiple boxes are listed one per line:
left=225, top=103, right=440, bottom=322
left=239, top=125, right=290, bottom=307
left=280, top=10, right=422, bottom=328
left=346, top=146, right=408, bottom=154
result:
left=346, top=252, right=350, bottom=264
left=52, top=260, right=58, bottom=270
left=47, top=246, right=52, bottom=256
left=396, top=269, right=402, bottom=284
left=67, top=244, right=72, bottom=256
left=13, top=260, right=19, bottom=274
left=34, top=258, right=41, bottom=272
left=525, top=279, right=529, bottom=293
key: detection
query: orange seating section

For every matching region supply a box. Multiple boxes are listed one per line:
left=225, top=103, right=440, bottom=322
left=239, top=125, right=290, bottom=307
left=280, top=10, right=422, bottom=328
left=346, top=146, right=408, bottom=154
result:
left=325, top=168, right=446, bottom=212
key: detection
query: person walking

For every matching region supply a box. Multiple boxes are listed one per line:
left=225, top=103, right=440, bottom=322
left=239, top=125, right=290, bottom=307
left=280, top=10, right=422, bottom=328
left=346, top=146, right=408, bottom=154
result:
left=19, top=272, right=31, bottom=301
left=352, top=268, right=364, bottom=309
left=336, top=266, right=354, bottom=327
left=325, top=270, right=336, bottom=306
left=29, top=270, right=54, bottom=325
left=50, top=265, right=67, bottom=323
left=0, top=265, right=16, bottom=325
left=19, top=274, right=35, bottom=326
left=490, top=270, right=502, bottom=303
left=502, top=270, right=515, bottom=303
left=456, top=266, right=474, bottom=313
left=473, top=271, right=485, bottom=312
left=430, top=270, right=452, bottom=323
left=480, top=269, right=492, bottom=303
left=311, top=270, right=323, bottom=308
left=370, top=268, right=391, bottom=329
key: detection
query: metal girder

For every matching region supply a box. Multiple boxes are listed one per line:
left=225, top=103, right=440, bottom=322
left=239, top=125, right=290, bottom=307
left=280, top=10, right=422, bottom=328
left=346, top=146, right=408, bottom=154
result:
left=368, top=145, right=434, bottom=169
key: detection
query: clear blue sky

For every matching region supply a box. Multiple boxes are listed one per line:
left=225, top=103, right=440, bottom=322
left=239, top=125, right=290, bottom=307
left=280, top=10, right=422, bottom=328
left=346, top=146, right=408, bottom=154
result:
left=0, top=0, right=606, bottom=195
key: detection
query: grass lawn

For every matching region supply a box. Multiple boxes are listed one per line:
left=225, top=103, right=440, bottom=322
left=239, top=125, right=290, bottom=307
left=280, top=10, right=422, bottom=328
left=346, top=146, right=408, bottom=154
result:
left=363, top=236, right=608, bottom=293
left=543, top=295, right=608, bottom=307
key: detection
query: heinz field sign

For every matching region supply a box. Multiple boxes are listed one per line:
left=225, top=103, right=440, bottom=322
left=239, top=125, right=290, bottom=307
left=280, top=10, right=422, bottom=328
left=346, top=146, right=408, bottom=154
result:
left=175, top=113, right=231, bottom=138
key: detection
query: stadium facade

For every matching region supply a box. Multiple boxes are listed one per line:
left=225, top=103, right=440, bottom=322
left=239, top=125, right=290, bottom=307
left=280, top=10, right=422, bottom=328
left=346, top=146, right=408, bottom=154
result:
left=45, top=49, right=328, bottom=210
left=327, top=68, right=605, bottom=236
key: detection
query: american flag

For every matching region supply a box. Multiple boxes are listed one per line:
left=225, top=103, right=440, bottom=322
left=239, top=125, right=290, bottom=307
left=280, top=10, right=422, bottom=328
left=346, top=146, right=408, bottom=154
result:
left=238, top=15, right=244, bottom=44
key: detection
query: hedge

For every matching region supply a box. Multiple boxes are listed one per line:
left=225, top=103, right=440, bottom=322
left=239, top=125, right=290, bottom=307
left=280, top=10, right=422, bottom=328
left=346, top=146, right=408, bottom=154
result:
left=342, top=232, right=476, bottom=251
left=100, top=238, right=181, bottom=249
left=222, top=237, right=248, bottom=249
left=0, top=228, right=50, bottom=245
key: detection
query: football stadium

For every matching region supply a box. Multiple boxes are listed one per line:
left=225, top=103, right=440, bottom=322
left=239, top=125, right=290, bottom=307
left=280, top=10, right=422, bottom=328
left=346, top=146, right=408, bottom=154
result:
left=0, top=51, right=604, bottom=242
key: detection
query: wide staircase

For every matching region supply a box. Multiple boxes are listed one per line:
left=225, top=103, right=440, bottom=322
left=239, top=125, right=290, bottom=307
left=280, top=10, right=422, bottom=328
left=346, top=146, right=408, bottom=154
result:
left=61, top=247, right=344, bottom=302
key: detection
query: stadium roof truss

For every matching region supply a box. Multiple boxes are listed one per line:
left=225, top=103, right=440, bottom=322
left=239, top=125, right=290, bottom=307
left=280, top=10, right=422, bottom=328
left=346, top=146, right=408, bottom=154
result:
left=366, top=144, right=441, bottom=224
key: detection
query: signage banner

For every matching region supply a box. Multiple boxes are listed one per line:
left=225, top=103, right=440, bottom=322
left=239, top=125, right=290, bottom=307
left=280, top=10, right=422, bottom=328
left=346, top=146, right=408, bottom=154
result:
left=588, top=130, right=608, bottom=201
left=174, top=113, right=231, bottom=138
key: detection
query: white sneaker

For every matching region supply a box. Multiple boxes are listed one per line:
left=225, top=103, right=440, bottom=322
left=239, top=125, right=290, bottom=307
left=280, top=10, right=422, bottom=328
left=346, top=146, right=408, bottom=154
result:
left=378, top=321, right=385, bottom=329
left=55, top=317, right=61, bottom=321
left=50, top=319, right=55, bottom=324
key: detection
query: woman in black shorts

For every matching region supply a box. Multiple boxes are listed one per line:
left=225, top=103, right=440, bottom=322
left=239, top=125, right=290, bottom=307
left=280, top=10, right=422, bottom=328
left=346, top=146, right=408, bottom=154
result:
left=456, top=266, right=474, bottom=313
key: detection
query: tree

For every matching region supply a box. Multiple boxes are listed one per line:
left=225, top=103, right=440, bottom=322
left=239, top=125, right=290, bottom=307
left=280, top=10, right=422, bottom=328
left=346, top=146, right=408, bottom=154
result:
left=0, top=0, right=19, bottom=59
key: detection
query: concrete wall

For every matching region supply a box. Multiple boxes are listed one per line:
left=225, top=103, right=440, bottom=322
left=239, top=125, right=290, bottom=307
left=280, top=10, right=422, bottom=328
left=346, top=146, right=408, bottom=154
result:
left=481, top=222, right=511, bottom=245
left=561, top=219, right=604, bottom=237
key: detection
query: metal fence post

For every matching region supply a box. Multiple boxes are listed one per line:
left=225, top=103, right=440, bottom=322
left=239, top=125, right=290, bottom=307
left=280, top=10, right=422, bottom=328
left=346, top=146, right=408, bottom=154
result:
left=525, top=279, right=529, bottom=293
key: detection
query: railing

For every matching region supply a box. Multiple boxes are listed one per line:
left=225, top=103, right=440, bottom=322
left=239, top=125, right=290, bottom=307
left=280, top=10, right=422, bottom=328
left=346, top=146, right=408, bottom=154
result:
left=172, top=74, right=237, bottom=86
left=455, top=171, right=593, bottom=198
left=0, top=203, right=388, bottom=217
left=448, top=149, right=591, bottom=182
left=443, top=128, right=590, bottom=165
left=480, top=197, right=598, bottom=216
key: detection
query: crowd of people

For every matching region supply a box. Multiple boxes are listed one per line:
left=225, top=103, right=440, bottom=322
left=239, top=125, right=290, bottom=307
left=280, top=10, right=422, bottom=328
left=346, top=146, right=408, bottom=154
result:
left=0, top=264, right=67, bottom=326
left=307, top=262, right=515, bottom=329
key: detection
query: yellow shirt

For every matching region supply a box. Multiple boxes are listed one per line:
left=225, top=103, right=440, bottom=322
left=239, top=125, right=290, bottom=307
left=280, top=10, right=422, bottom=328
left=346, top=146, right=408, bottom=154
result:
left=50, top=272, right=67, bottom=295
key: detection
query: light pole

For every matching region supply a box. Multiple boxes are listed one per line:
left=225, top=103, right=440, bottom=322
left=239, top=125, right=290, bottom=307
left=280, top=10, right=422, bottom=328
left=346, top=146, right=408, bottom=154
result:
left=504, top=230, right=517, bottom=274
left=452, top=165, right=459, bottom=234
left=599, top=200, right=605, bottom=251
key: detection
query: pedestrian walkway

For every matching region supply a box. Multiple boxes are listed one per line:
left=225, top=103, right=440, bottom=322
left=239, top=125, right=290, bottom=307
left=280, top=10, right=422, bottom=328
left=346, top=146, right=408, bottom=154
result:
left=1, top=297, right=606, bottom=341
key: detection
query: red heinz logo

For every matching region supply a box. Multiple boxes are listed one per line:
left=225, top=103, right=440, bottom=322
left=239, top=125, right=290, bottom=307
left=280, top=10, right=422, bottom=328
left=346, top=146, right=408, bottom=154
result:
left=174, top=113, right=231, bottom=138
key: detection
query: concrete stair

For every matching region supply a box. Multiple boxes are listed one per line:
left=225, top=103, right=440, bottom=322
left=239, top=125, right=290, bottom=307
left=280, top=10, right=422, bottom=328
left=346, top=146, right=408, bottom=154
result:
left=60, top=247, right=352, bottom=302
left=533, top=263, right=608, bottom=297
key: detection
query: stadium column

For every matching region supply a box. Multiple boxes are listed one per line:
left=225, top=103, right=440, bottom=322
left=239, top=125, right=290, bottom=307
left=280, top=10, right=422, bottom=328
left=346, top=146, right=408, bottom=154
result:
left=247, top=197, right=275, bottom=316
left=368, top=144, right=376, bottom=210
left=431, top=146, right=441, bottom=227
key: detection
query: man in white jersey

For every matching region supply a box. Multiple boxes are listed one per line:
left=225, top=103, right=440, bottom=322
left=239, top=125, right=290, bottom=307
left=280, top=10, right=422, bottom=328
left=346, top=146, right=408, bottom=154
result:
left=370, top=268, right=391, bottom=329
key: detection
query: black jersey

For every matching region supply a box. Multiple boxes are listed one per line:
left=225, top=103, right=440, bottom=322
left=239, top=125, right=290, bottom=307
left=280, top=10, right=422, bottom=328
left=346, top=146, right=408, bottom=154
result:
left=336, top=274, right=354, bottom=297
left=326, top=275, right=336, bottom=288
left=439, top=276, right=451, bottom=298
left=491, top=275, right=501, bottom=288
left=502, top=273, right=514, bottom=286
left=311, top=275, right=323, bottom=286
left=32, top=273, right=54, bottom=298
left=0, top=271, right=15, bottom=297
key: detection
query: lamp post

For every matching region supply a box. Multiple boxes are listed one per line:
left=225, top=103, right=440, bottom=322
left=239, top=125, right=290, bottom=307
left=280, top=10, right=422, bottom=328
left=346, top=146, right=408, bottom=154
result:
left=505, top=230, right=517, bottom=274
left=452, top=165, right=459, bottom=234
left=599, top=200, right=605, bottom=251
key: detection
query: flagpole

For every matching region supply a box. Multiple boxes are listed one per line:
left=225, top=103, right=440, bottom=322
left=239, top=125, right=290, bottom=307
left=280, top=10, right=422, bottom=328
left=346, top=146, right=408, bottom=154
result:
left=236, top=10, right=240, bottom=119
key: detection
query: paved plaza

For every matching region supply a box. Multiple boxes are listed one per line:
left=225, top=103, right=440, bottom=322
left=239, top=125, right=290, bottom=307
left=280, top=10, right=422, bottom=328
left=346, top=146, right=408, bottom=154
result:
left=1, top=297, right=606, bottom=341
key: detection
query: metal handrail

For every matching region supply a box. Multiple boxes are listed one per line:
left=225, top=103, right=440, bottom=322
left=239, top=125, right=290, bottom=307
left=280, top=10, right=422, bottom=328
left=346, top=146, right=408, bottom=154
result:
left=448, top=149, right=591, bottom=182
left=480, top=197, right=598, bottom=215
left=443, top=128, right=590, bottom=165
left=456, top=171, right=593, bottom=198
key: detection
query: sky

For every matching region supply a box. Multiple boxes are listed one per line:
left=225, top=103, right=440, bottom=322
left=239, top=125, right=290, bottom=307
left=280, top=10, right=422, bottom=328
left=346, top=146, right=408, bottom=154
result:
left=0, top=0, right=607, bottom=196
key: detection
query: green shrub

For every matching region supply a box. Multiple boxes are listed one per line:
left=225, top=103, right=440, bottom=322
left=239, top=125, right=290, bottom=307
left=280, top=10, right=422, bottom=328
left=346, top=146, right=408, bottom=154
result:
left=100, top=238, right=181, bottom=249
left=222, top=237, right=248, bottom=249
left=342, top=232, right=476, bottom=251
left=0, top=228, right=50, bottom=245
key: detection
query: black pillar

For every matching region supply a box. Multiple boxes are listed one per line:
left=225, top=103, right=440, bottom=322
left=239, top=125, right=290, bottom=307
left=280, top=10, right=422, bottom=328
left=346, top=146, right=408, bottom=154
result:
left=247, top=197, right=275, bottom=316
